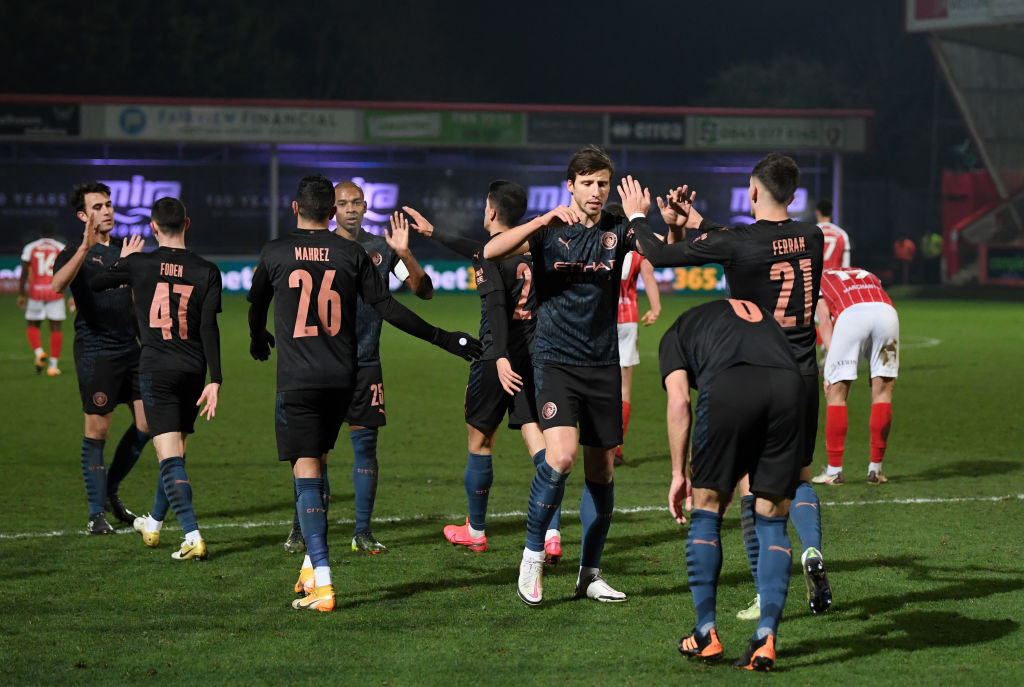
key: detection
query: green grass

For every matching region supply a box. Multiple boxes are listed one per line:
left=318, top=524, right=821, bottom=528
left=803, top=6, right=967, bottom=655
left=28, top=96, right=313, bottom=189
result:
left=1, top=292, right=1021, bottom=686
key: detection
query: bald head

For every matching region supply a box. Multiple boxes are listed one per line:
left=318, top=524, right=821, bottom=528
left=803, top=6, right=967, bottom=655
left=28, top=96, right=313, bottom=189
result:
left=335, top=181, right=367, bottom=237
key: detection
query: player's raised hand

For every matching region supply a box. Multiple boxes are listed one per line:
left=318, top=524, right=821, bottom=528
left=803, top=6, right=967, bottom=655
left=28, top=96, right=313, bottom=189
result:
left=495, top=356, right=523, bottom=395
left=386, top=211, right=411, bottom=252
left=250, top=330, right=275, bottom=361
left=668, top=473, right=690, bottom=525
left=197, top=382, right=220, bottom=420
left=432, top=329, right=483, bottom=361
left=402, top=206, right=434, bottom=238
left=120, top=233, right=145, bottom=258
left=617, top=175, right=651, bottom=217
left=82, top=211, right=102, bottom=250
left=666, top=185, right=702, bottom=230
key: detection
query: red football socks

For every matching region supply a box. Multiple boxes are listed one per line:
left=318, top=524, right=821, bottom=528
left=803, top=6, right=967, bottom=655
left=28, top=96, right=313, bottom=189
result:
left=825, top=405, right=848, bottom=468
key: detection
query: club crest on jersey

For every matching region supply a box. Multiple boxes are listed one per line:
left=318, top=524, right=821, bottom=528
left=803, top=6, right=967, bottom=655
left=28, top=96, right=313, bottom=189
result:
left=370, top=251, right=383, bottom=266
left=92, top=392, right=108, bottom=408
left=542, top=402, right=557, bottom=420
left=601, top=232, right=617, bottom=250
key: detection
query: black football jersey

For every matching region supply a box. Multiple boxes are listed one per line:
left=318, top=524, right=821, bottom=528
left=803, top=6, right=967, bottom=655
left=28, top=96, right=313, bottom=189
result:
left=247, top=229, right=393, bottom=392
left=636, top=218, right=823, bottom=374
left=659, top=299, right=799, bottom=390
left=528, top=212, right=639, bottom=366
left=54, top=240, right=139, bottom=357
left=91, top=247, right=223, bottom=382
left=473, top=250, right=535, bottom=361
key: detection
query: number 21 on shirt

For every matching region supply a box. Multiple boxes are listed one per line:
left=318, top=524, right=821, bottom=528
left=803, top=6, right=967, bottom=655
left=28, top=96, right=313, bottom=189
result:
left=769, top=258, right=812, bottom=327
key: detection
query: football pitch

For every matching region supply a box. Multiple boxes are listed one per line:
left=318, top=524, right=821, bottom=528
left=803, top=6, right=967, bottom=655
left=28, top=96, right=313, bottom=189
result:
left=1, top=291, right=1021, bottom=686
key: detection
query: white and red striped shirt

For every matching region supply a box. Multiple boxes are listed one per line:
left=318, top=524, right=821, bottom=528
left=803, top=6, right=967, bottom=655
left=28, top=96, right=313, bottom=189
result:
left=618, top=250, right=644, bottom=323
left=21, top=237, right=66, bottom=301
left=818, top=222, right=851, bottom=271
left=820, top=268, right=893, bottom=319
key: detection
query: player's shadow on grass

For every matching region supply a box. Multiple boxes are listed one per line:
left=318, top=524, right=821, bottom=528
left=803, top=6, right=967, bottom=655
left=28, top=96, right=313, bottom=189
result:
left=896, top=459, right=1020, bottom=482
left=611, top=453, right=666, bottom=469
left=200, top=501, right=292, bottom=520
left=783, top=610, right=1018, bottom=668
left=211, top=532, right=295, bottom=557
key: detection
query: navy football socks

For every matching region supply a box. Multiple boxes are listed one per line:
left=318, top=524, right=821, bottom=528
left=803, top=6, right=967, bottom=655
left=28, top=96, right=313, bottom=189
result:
left=740, top=494, right=760, bottom=588
left=754, top=513, right=792, bottom=638
left=465, top=452, right=493, bottom=531
left=295, top=477, right=328, bottom=568
left=351, top=428, right=379, bottom=533
left=686, top=509, right=723, bottom=636
left=579, top=479, right=614, bottom=568
left=107, top=425, right=149, bottom=494
left=791, top=481, right=823, bottom=552
left=80, top=437, right=106, bottom=517
left=159, top=456, right=198, bottom=536
left=525, top=461, right=567, bottom=552
left=532, top=450, right=562, bottom=531
left=150, top=453, right=183, bottom=522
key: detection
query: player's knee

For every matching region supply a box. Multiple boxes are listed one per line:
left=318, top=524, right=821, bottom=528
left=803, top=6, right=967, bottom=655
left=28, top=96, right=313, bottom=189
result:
left=544, top=451, right=575, bottom=474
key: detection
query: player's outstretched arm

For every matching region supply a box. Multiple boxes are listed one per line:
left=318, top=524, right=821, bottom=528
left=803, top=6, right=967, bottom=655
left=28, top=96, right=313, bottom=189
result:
left=52, top=213, right=102, bottom=293
left=88, top=256, right=133, bottom=291
left=387, top=211, right=434, bottom=299
left=665, top=369, right=692, bottom=525
left=197, top=383, right=220, bottom=421
left=483, top=206, right=581, bottom=260
left=372, top=296, right=481, bottom=360
left=404, top=205, right=483, bottom=260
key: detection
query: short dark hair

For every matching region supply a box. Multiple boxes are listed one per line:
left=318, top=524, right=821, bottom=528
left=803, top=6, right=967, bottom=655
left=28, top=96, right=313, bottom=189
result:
left=151, top=197, right=187, bottom=234
left=38, top=220, right=56, bottom=238
left=566, top=145, right=613, bottom=182
left=295, top=174, right=335, bottom=222
left=487, top=180, right=527, bottom=227
left=750, top=153, right=800, bottom=205
left=70, top=182, right=112, bottom=213
left=816, top=199, right=833, bottom=217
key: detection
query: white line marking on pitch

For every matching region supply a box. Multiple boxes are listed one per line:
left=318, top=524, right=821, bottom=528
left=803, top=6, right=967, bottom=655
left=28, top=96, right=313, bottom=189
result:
left=901, top=336, right=941, bottom=349
left=1, top=493, right=1020, bottom=540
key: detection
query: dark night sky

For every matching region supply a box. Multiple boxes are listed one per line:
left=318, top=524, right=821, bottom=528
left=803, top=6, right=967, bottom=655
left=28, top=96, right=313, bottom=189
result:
left=2, top=0, right=965, bottom=221
left=4, top=1, right=929, bottom=107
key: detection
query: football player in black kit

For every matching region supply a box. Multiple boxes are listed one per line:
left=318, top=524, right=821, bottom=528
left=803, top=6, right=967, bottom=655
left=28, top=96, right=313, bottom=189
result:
left=404, top=181, right=561, bottom=559
left=52, top=182, right=151, bottom=535
left=660, top=299, right=804, bottom=671
left=484, top=146, right=638, bottom=606
left=281, top=180, right=434, bottom=557
left=619, top=154, right=832, bottom=619
left=247, top=174, right=480, bottom=612
left=90, top=197, right=222, bottom=561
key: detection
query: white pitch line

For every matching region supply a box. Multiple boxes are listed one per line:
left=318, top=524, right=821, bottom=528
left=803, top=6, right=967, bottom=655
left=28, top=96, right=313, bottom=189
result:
left=901, top=336, right=941, bottom=349
left=1, top=493, right=1021, bottom=541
